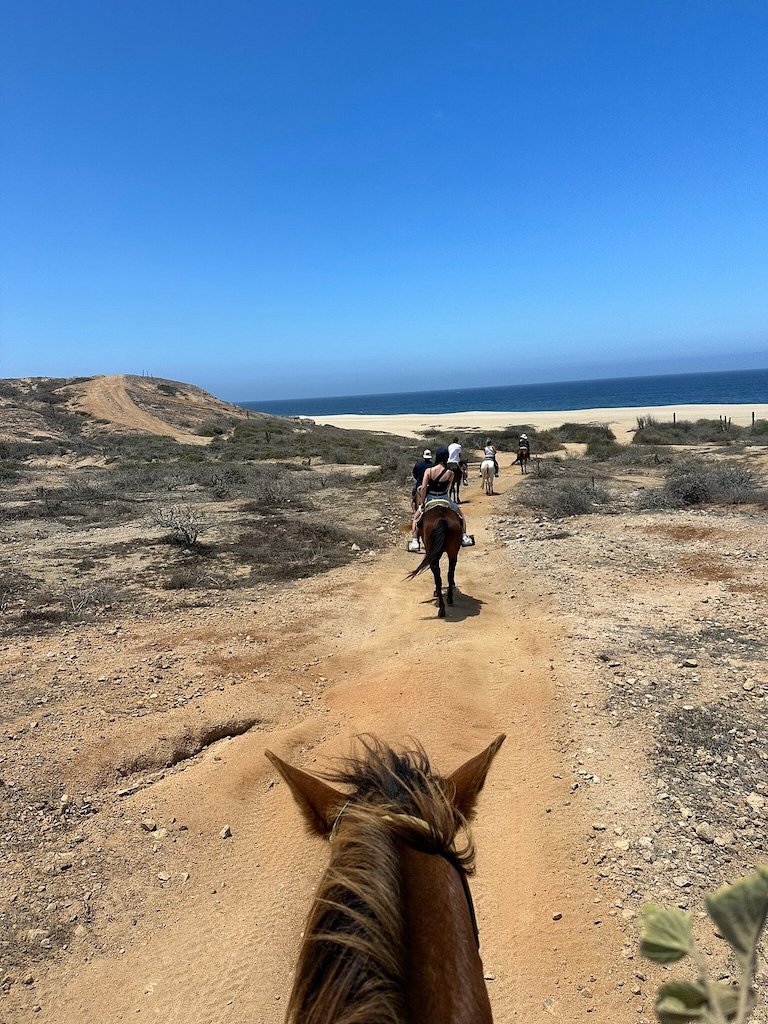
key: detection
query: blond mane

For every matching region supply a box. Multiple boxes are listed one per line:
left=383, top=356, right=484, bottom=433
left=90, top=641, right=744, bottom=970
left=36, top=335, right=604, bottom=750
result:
left=285, top=738, right=475, bottom=1024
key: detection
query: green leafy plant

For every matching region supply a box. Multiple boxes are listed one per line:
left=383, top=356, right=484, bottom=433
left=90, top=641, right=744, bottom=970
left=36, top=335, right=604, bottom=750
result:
left=640, top=865, right=768, bottom=1023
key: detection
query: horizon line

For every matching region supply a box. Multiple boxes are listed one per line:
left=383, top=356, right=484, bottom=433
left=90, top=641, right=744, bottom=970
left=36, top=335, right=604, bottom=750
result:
left=237, top=363, right=768, bottom=408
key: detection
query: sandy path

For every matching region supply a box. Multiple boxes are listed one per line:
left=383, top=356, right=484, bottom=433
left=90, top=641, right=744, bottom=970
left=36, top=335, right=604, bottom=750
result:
left=72, top=375, right=209, bottom=444
left=34, top=469, right=637, bottom=1022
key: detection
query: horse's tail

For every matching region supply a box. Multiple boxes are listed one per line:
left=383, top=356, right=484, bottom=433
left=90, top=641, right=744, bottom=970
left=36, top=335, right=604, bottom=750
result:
left=406, top=516, right=450, bottom=580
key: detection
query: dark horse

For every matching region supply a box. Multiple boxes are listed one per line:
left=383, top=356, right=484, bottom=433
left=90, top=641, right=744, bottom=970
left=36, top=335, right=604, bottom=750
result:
left=518, top=445, right=530, bottom=474
left=407, top=502, right=463, bottom=617
left=449, top=459, right=469, bottom=503
left=266, top=734, right=506, bottom=1024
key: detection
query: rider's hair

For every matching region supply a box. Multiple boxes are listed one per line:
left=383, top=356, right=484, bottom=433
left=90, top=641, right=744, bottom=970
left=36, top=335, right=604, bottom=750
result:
left=434, top=447, right=449, bottom=465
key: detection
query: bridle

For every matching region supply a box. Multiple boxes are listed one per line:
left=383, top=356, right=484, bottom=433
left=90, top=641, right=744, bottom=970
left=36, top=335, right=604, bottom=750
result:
left=329, top=805, right=481, bottom=950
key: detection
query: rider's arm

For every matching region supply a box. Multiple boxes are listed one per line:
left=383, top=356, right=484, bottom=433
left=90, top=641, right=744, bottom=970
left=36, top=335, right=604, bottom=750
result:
left=418, top=466, right=434, bottom=505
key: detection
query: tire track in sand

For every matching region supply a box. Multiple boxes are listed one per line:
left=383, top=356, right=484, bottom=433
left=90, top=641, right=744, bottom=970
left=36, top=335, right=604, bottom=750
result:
left=33, top=463, right=641, bottom=1023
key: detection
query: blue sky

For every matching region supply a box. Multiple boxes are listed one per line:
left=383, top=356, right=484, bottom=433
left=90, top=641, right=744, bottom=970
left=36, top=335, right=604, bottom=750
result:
left=2, top=1, right=767, bottom=401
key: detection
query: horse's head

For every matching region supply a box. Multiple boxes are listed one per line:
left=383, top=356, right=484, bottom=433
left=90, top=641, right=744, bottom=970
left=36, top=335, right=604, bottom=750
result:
left=266, top=734, right=506, bottom=845
left=267, top=736, right=505, bottom=1024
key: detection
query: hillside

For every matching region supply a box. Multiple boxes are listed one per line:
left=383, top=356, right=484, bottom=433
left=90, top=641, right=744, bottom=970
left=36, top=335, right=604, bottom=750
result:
left=0, top=374, right=261, bottom=446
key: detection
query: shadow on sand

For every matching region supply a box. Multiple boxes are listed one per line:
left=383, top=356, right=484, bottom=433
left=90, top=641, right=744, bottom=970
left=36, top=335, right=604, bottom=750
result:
left=418, top=589, right=484, bottom=622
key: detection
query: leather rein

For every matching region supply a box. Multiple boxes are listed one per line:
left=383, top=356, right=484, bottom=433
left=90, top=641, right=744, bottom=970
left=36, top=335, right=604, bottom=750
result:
left=329, top=806, right=480, bottom=950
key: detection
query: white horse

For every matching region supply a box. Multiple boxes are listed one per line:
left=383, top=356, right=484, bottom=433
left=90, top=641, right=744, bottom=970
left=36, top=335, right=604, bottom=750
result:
left=480, top=458, right=495, bottom=495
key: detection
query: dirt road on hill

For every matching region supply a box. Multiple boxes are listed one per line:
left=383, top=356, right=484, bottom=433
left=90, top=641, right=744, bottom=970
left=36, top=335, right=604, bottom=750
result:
left=27, top=467, right=639, bottom=1023
left=71, top=374, right=209, bottom=444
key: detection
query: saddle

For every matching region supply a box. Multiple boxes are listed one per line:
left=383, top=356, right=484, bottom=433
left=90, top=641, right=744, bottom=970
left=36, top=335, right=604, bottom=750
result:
left=423, top=496, right=454, bottom=511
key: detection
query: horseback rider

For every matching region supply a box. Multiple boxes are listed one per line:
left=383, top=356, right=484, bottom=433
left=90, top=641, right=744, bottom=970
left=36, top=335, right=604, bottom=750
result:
left=409, top=447, right=474, bottom=551
left=447, top=437, right=462, bottom=472
left=411, top=448, right=433, bottom=511
left=519, top=433, right=530, bottom=456
left=484, top=439, right=499, bottom=477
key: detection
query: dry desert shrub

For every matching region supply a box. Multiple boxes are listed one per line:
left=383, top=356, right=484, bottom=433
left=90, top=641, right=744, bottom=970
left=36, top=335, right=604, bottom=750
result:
left=224, top=516, right=366, bottom=581
left=552, top=421, right=616, bottom=443
left=153, top=504, right=205, bottom=546
left=162, top=566, right=222, bottom=590
left=517, top=477, right=611, bottom=517
left=12, top=579, right=121, bottom=631
left=637, top=458, right=765, bottom=509
left=633, top=416, right=749, bottom=446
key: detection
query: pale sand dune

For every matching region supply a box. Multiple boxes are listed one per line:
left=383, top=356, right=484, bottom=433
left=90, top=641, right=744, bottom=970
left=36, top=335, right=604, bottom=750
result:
left=317, top=403, right=768, bottom=441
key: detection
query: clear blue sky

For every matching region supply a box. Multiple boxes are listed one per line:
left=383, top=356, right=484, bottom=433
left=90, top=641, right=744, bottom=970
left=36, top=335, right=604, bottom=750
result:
left=2, top=1, right=767, bottom=401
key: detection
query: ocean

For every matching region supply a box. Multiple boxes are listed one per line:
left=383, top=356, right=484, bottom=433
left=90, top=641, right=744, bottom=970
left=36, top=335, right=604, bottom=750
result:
left=241, top=368, right=768, bottom=418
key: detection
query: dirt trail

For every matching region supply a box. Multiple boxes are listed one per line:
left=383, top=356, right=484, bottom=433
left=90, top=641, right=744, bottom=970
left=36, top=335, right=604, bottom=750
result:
left=33, top=470, right=637, bottom=1023
left=71, top=375, right=209, bottom=444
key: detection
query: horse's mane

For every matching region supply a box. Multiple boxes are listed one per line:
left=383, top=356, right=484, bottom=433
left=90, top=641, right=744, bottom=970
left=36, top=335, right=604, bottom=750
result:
left=285, top=737, right=474, bottom=1024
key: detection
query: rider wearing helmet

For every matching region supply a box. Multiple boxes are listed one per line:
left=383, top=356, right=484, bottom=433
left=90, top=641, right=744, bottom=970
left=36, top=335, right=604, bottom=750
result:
left=409, top=447, right=473, bottom=551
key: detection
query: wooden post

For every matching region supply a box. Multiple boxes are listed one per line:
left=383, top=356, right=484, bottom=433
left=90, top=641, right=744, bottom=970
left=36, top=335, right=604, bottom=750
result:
left=753, top=411, right=756, bottom=426
left=673, top=412, right=676, bottom=424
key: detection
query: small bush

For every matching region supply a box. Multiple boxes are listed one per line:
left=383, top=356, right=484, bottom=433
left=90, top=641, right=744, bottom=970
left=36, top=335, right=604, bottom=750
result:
left=162, top=567, right=221, bottom=590
left=531, top=456, right=562, bottom=479
left=224, top=516, right=365, bottom=581
left=197, top=419, right=226, bottom=437
left=63, top=582, right=120, bottom=619
left=609, top=445, right=667, bottom=466
left=637, top=458, right=764, bottom=509
left=518, top=478, right=610, bottom=517
left=156, top=383, right=179, bottom=396
left=585, top=438, right=623, bottom=461
left=242, top=476, right=301, bottom=510
left=633, top=417, right=746, bottom=446
left=154, top=505, right=205, bottom=546
left=553, top=422, right=616, bottom=443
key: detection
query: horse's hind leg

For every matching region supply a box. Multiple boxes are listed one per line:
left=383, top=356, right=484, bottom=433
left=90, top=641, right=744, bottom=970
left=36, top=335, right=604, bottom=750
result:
left=447, top=557, right=456, bottom=606
left=431, top=562, right=445, bottom=616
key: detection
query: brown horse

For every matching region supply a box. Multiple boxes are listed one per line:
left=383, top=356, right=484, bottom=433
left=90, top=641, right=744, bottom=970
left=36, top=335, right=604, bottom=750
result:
left=449, top=459, right=469, bottom=503
left=266, top=734, right=506, bottom=1024
left=407, top=502, right=463, bottom=617
left=518, top=446, right=530, bottom=474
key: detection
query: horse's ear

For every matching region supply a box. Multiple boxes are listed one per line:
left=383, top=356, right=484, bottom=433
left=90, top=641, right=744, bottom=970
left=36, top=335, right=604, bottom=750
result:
left=445, top=734, right=506, bottom=820
left=265, top=750, right=346, bottom=838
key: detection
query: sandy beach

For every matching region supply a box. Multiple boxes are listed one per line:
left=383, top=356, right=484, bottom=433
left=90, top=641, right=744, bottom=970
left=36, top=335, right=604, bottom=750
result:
left=316, top=403, right=768, bottom=440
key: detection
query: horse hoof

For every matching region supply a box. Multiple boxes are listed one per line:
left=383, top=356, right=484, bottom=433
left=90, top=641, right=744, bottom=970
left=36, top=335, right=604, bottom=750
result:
left=438, top=607, right=446, bottom=618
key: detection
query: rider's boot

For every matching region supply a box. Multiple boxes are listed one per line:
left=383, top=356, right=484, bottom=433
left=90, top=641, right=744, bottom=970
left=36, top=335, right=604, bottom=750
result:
left=461, top=533, right=475, bottom=546
left=408, top=538, right=420, bottom=552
